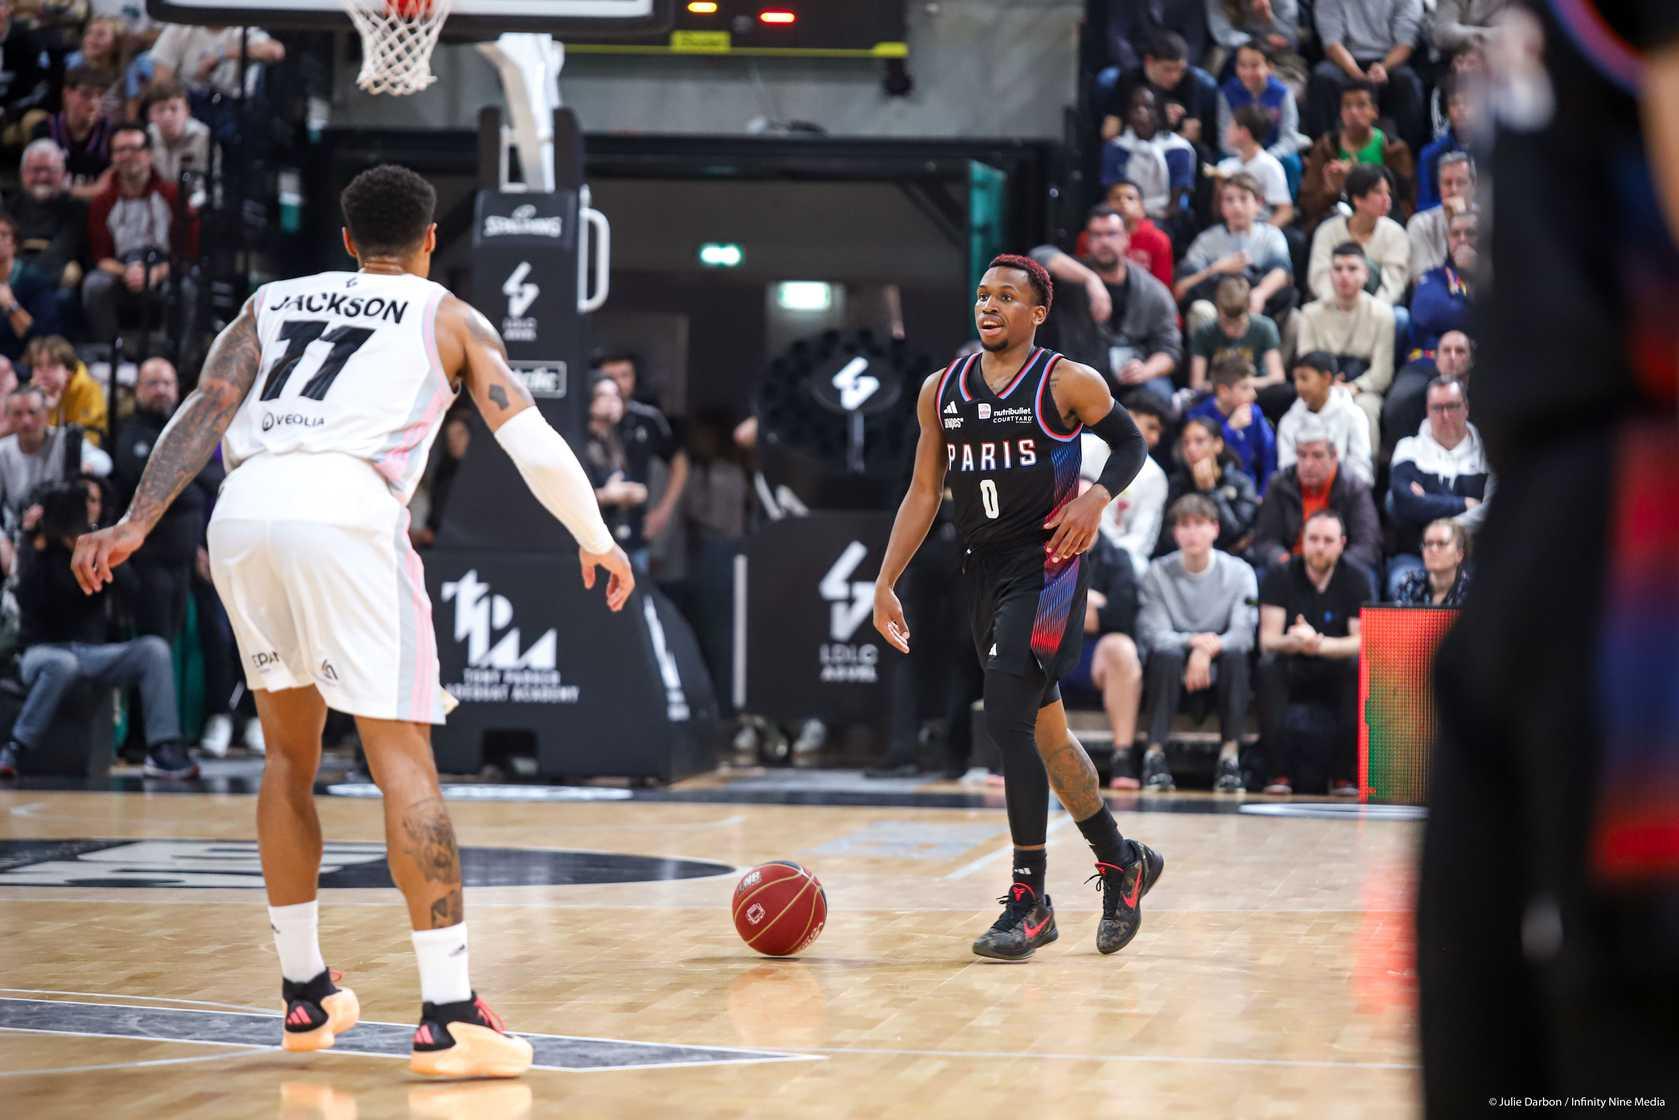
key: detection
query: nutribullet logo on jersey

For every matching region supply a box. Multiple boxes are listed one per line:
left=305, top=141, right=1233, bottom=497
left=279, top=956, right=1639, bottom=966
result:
left=817, top=541, right=878, bottom=683
left=501, top=261, right=540, bottom=344
left=482, top=203, right=564, bottom=239
left=440, top=570, right=578, bottom=705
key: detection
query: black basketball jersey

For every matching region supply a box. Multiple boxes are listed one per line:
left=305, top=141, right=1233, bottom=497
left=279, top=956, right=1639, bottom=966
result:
left=937, top=347, right=1083, bottom=550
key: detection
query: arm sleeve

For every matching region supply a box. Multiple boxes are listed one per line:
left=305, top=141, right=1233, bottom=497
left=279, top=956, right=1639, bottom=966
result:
left=493, top=407, right=615, bottom=554
left=1217, top=562, right=1259, bottom=654
left=1092, top=402, right=1149, bottom=499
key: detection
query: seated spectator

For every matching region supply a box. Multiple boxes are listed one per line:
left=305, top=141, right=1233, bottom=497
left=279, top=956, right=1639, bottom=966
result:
left=1084, top=398, right=1169, bottom=580
left=1101, top=85, right=1197, bottom=239
left=66, top=16, right=132, bottom=119
left=1218, top=42, right=1308, bottom=168
left=1208, top=4, right=1304, bottom=94
left=1215, top=104, right=1293, bottom=227
left=1434, top=328, right=1473, bottom=387
left=1249, top=416, right=1382, bottom=579
left=144, top=78, right=209, bottom=185
left=1385, top=216, right=1476, bottom=444
left=1101, top=31, right=1220, bottom=150
left=1100, top=0, right=1209, bottom=80
left=1307, top=165, right=1409, bottom=306
left=1159, top=415, right=1260, bottom=554
left=31, top=65, right=117, bottom=201
left=1134, top=494, right=1258, bottom=792
left=1385, top=376, right=1490, bottom=597
left=1174, top=173, right=1294, bottom=326
left=9, top=140, right=88, bottom=295
left=1415, top=75, right=1479, bottom=212
left=1107, top=179, right=1175, bottom=292
left=1394, top=518, right=1472, bottom=606
left=1295, top=242, right=1395, bottom=449
left=0, top=214, right=55, bottom=360
left=583, top=374, right=648, bottom=556
left=1186, top=354, right=1276, bottom=495
left=26, top=335, right=105, bottom=442
left=83, top=121, right=200, bottom=345
left=1306, top=0, right=1427, bottom=151
left=0, top=384, right=110, bottom=529
left=1059, top=529, right=1145, bottom=790
left=110, top=356, right=219, bottom=639
left=1186, top=274, right=1288, bottom=415
left=1301, top=82, right=1416, bottom=229
left=1032, top=208, right=1183, bottom=407
left=0, top=480, right=195, bottom=780
left=148, top=20, right=284, bottom=102
left=1407, top=151, right=1475, bottom=283
left=1277, top=351, right=1374, bottom=486
left=0, top=0, right=50, bottom=140
left=1256, top=508, right=1367, bottom=796
left=1429, top=0, right=1512, bottom=59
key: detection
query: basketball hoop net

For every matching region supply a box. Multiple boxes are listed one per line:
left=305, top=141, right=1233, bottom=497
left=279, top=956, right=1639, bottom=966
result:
left=342, top=0, right=453, bottom=96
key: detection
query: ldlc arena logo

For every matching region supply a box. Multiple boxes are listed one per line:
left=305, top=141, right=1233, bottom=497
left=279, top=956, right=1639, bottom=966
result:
left=818, top=541, right=878, bottom=683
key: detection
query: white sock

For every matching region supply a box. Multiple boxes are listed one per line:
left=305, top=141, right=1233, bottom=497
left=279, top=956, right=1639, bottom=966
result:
left=269, top=900, right=327, bottom=984
left=411, top=923, right=472, bottom=1005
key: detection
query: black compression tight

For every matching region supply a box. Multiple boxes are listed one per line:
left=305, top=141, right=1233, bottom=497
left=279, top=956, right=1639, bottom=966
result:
left=983, top=666, right=1057, bottom=848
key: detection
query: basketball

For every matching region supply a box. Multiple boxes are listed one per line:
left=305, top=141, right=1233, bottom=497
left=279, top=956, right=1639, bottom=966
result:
left=731, top=861, right=826, bottom=957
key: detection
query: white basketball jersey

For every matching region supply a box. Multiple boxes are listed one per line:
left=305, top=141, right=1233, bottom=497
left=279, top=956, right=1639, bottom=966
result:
left=223, top=270, right=457, bottom=508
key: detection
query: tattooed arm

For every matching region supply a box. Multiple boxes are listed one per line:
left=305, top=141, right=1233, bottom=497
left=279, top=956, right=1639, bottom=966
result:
left=437, top=293, right=536, bottom=431
left=71, top=302, right=263, bottom=594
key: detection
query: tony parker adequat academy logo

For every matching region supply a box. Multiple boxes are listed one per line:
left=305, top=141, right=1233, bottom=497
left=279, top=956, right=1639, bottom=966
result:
left=818, top=541, right=878, bottom=683
left=0, top=839, right=733, bottom=889
left=440, top=570, right=575, bottom=704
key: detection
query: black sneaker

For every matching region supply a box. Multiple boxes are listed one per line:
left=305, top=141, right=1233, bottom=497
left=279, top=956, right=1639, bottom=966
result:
left=0, top=742, right=18, bottom=780
left=971, top=882, right=1057, bottom=961
left=1213, top=757, right=1244, bottom=793
left=411, top=993, right=533, bottom=1078
left=281, top=968, right=360, bottom=1052
left=1090, top=842, right=1166, bottom=955
left=1141, top=750, right=1175, bottom=792
left=143, top=742, right=199, bottom=780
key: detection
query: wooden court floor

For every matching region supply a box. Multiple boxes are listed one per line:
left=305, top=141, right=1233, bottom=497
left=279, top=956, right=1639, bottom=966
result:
left=0, top=781, right=1422, bottom=1118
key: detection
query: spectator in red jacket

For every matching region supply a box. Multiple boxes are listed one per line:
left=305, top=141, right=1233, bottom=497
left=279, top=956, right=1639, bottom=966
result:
left=1108, top=179, right=1175, bottom=293
left=82, top=121, right=199, bottom=345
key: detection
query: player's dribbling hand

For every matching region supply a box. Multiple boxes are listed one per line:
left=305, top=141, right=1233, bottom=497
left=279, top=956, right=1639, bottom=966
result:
left=873, top=583, right=910, bottom=654
left=579, top=544, right=636, bottom=612
left=71, top=522, right=146, bottom=595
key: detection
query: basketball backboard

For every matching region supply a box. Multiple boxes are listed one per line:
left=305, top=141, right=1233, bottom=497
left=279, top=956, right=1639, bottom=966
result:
left=145, top=0, right=675, bottom=38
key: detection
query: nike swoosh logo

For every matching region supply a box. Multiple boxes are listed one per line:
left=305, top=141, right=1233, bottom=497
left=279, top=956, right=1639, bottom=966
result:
left=1121, top=869, right=1143, bottom=909
left=1023, top=914, right=1051, bottom=939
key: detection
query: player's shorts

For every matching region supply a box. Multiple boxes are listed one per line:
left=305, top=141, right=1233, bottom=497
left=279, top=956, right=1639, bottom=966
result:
left=207, top=453, right=449, bottom=724
left=967, top=536, right=1091, bottom=693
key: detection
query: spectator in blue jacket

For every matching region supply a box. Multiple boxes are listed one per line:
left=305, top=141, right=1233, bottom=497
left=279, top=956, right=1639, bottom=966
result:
left=1386, top=377, right=1490, bottom=597
left=1385, top=210, right=1476, bottom=449
left=1416, top=73, right=1475, bottom=211
left=1217, top=42, right=1308, bottom=191
left=1187, top=354, right=1277, bottom=495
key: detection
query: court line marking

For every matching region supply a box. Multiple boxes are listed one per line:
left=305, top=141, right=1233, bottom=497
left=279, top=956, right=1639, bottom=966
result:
left=0, top=1031, right=276, bottom=1077
left=805, top=1044, right=1417, bottom=1071
left=946, top=815, right=1076, bottom=880
left=0, top=998, right=824, bottom=1073
left=0, top=988, right=275, bottom=1014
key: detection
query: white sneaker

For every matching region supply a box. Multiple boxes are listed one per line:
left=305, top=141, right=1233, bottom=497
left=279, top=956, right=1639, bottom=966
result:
left=199, top=714, right=233, bottom=758
left=792, top=719, right=826, bottom=756
left=243, top=718, right=266, bottom=755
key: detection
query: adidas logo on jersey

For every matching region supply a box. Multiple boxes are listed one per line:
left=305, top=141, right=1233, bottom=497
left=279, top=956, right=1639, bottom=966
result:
left=944, top=401, right=958, bottom=415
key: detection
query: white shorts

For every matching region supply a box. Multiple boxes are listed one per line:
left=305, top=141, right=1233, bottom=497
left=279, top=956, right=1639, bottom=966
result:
left=208, top=457, right=448, bottom=724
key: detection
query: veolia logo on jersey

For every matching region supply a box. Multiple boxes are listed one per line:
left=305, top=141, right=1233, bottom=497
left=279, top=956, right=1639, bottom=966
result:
left=817, top=541, right=878, bottom=684
left=483, top=203, right=564, bottom=239
left=261, top=412, right=325, bottom=433
left=440, top=570, right=578, bottom=705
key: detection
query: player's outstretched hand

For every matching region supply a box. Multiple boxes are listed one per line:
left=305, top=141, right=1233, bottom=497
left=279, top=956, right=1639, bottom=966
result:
left=873, top=583, right=910, bottom=654
left=580, top=544, right=636, bottom=612
left=1043, top=488, right=1106, bottom=562
left=71, top=522, right=147, bottom=595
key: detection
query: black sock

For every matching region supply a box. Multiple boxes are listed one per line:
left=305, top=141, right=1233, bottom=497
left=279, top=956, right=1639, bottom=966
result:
left=1011, top=847, right=1047, bottom=900
left=1074, top=806, right=1135, bottom=867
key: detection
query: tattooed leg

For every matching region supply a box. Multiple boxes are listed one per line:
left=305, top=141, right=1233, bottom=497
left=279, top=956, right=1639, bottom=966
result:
left=357, top=716, right=464, bottom=930
left=1033, top=699, right=1104, bottom=820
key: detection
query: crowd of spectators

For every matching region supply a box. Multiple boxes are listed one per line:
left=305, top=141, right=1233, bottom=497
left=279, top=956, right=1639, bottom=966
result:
left=0, top=0, right=284, bottom=780
left=1049, top=0, right=1501, bottom=791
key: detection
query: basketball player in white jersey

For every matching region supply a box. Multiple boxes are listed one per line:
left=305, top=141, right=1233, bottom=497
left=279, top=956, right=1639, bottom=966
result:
left=71, top=165, right=633, bottom=1079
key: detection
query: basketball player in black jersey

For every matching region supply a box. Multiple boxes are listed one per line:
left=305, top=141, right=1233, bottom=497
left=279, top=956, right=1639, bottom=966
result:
left=874, top=254, right=1162, bottom=960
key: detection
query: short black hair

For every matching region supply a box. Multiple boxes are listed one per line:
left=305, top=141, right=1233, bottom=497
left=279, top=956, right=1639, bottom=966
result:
left=1231, top=104, right=1270, bottom=140
left=1120, top=391, right=1167, bottom=424
left=987, top=253, right=1054, bottom=312
left=1210, top=354, right=1255, bottom=389
left=340, top=164, right=437, bottom=258
left=1331, top=240, right=1368, bottom=264
left=111, top=120, right=148, bottom=150
left=592, top=349, right=638, bottom=371
left=1233, top=41, right=1270, bottom=64
left=1344, top=163, right=1391, bottom=203
left=1293, top=350, right=1339, bottom=378
left=1340, top=80, right=1376, bottom=105
left=1146, top=31, right=1188, bottom=63
left=1085, top=204, right=1121, bottom=226
left=64, top=64, right=114, bottom=91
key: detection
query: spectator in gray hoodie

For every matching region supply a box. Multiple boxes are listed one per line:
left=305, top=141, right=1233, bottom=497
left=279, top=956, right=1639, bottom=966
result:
left=1134, top=494, right=1259, bottom=793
